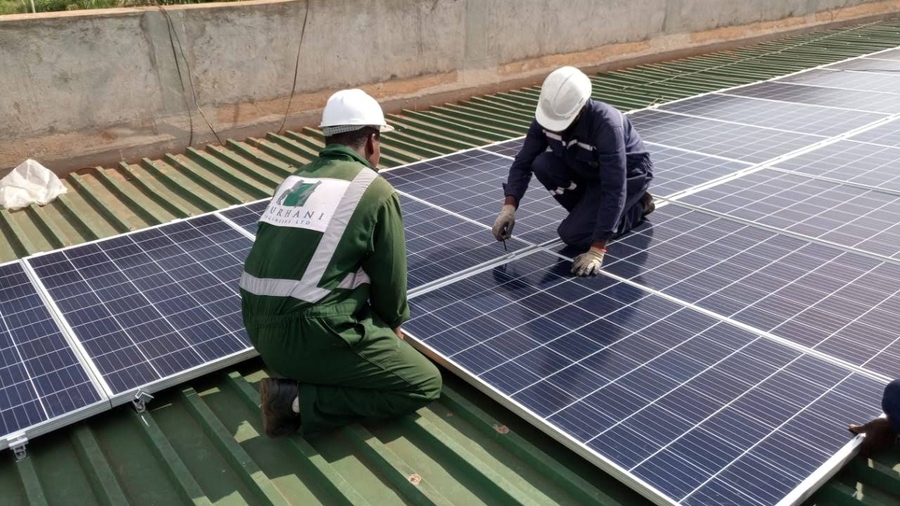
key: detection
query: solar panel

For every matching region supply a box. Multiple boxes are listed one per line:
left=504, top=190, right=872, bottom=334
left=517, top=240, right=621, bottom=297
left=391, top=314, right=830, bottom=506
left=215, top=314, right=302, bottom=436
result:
left=404, top=249, right=884, bottom=506
left=481, top=138, right=524, bottom=158
left=382, top=150, right=568, bottom=245
left=0, top=262, right=106, bottom=447
left=776, top=68, right=900, bottom=95
left=592, top=205, right=900, bottom=378
left=848, top=120, right=900, bottom=148
left=724, top=82, right=900, bottom=114
left=27, top=215, right=254, bottom=398
left=658, top=93, right=887, bottom=137
left=627, top=109, right=824, bottom=163
left=676, top=169, right=900, bottom=259
left=828, top=57, right=900, bottom=73
left=219, top=200, right=268, bottom=236
left=645, top=144, right=752, bottom=197
left=774, top=140, right=900, bottom=193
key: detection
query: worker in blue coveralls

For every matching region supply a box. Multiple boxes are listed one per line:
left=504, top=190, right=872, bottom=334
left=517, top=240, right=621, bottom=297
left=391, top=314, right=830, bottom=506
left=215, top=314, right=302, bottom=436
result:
left=491, top=66, right=655, bottom=277
left=849, top=379, right=900, bottom=457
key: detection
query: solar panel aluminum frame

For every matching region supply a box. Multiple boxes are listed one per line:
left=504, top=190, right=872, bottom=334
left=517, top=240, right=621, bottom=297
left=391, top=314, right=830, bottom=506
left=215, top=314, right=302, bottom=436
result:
left=402, top=248, right=872, bottom=506
left=21, top=212, right=260, bottom=409
left=0, top=260, right=110, bottom=452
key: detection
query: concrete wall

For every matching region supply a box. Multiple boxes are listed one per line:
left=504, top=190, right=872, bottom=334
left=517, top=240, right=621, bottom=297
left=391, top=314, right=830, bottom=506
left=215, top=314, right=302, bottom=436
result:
left=1, top=0, right=899, bottom=174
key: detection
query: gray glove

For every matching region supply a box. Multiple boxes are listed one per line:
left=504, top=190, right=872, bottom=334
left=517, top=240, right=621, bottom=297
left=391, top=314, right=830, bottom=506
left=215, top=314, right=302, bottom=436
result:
left=492, top=204, right=516, bottom=241
left=571, top=247, right=606, bottom=277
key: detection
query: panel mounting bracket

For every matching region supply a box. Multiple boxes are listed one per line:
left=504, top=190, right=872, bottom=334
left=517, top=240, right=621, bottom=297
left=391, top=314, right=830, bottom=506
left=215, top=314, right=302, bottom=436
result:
left=9, top=434, right=28, bottom=461
left=131, top=390, right=154, bottom=413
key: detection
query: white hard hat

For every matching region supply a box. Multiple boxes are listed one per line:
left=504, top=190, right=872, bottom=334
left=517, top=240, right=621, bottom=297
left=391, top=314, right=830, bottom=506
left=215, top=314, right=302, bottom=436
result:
left=319, top=89, right=395, bottom=136
left=534, top=67, right=592, bottom=132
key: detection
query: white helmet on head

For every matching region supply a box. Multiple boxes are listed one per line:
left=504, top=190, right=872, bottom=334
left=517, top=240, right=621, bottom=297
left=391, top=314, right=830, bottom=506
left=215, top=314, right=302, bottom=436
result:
left=319, top=89, right=395, bottom=137
left=535, top=66, right=592, bottom=132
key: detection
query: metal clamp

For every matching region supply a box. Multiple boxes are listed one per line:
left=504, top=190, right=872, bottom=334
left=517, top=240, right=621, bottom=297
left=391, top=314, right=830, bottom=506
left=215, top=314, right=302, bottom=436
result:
left=131, top=390, right=154, bottom=413
left=9, top=434, right=28, bottom=461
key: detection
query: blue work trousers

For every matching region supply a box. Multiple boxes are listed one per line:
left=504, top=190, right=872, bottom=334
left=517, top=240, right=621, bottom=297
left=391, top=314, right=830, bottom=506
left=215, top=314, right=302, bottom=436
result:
left=531, top=151, right=652, bottom=249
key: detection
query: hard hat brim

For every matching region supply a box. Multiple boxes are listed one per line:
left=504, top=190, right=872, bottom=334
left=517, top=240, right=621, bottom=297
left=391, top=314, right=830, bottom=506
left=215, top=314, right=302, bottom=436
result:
left=379, top=124, right=395, bottom=133
left=535, top=106, right=579, bottom=133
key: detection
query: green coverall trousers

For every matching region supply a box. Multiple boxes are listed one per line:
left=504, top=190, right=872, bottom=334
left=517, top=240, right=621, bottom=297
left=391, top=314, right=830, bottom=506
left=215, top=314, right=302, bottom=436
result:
left=248, top=302, right=443, bottom=435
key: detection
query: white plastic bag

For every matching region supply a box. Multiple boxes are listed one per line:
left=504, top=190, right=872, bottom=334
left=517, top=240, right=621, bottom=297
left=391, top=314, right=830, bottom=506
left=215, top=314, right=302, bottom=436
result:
left=0, top=160, right=67, bottom=211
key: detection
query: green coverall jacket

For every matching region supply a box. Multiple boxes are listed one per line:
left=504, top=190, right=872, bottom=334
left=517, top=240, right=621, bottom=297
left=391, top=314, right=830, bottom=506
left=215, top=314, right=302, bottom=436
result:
left=240, top=144, right=441, bottom=434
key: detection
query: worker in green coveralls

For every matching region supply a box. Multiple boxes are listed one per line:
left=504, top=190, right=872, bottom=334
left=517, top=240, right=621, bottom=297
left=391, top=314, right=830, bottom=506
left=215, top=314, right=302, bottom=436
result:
left=240, top=89, right=443, bottom=438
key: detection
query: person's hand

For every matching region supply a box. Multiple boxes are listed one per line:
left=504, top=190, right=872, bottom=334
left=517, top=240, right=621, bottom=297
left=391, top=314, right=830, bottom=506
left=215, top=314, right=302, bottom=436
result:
left=394, top=327, right=405, bottom=340
left=571, top=246, right=606, bottom=277
left=849, top=417, right=897, bottom=457
left=492, top=204, right=516, bottom=241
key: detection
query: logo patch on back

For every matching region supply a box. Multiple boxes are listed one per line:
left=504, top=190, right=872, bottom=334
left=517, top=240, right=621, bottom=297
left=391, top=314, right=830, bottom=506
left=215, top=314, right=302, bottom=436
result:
left=261, top=176, right=350, bottom=232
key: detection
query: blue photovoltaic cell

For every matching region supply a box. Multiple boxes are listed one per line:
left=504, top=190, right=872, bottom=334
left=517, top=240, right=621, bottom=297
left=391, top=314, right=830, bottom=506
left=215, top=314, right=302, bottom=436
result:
left=214, top=194, right=526, bottom=289
left=724, top=82, right=900, bottom=114
left=29, top=215, right=253, bottom=395
left=382, top=150, right=568, bottom=245
left=220, top=200, right=268, bottom=236
left=405, top=250, right=884, bottom=506
left=774, top=140, right=900, bottom=193
left=659, top=93, right=886, bottom=137
left=591, top=205, right=900, bottom=378
left=848, top=120, right=900, bottom=148
left=0, top=263, right=102, bottom=439
left=627, top=109, right=824, bottom=163
left=481, top=138, right=524, bottom=158
left=401, top=197, right=527, bottom=288
left=678, top=169, right=900, bottom=259
left=777, top=68, right=900, bottom=95
left=645, top=144, right=751, bottom=197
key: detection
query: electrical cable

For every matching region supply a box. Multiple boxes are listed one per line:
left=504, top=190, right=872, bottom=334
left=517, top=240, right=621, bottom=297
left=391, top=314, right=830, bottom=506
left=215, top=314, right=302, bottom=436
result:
left=156, top=3, right=224, bottom=146
left=278, top=0, right=312, bottom=135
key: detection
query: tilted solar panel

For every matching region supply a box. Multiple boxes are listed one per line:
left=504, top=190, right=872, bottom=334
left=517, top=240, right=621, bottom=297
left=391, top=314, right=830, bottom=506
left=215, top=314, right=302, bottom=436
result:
left=724, top=82, right=900, bottom=114
left=404, top=250, right=884, bottom=506
left=0, top=262, right=106, bottom=448
left=27, top=215, right=254, bottom=399
left=775, top=140, right=900, bottom=193
left=677, top=169, right=900, bottom=259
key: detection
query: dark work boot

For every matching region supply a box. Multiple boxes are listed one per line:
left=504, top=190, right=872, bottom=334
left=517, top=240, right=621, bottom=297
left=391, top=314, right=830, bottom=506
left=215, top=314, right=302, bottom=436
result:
left=259, top=378, right=301, bottom=438
left=641, top=192, right=655, bottom=217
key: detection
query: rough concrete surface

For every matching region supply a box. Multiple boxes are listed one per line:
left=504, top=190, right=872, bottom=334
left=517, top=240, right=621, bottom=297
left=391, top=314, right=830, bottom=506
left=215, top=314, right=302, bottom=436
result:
left=1, top=0, right=899, bottom=175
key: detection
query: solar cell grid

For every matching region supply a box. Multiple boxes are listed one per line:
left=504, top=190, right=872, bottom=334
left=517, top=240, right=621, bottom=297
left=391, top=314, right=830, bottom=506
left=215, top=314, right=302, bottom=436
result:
left=28, top=215, right=253, bottom=396
left=871, top=48, right=900, bottom=61
left=0, top=262, right=103, bottom=441
left=725, top=81, right=900, bottom=114
left=644, top=145, right=752, bottom=197
left=658, top=93, right=886, bottom=137
left=677, top=169, right=900, bottom=259
left=383, top=149, right=568, bottom=244
left=481, top=138, right=524, bottom=158
left=220, top=200, right=268, bottom=236
left=848, top=120, right=900, bottom=148
left=776, top=68, right=900, bottom=95
left=405, top=250, right=884, bottom=506
left=774, top=140, right=900, bottom=193
left=592, top=205, right=900, bottom=378
left=627, top=109, right=824, bottom=163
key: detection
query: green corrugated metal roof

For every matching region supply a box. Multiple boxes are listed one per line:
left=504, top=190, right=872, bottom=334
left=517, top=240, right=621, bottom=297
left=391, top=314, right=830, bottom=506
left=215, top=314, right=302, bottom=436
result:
left=3, top=17, right=900, bottom=506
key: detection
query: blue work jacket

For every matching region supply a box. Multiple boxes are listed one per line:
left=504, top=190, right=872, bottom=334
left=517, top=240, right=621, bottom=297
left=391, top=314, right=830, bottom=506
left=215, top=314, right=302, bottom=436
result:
left=504, top=99, right=653, bottom=243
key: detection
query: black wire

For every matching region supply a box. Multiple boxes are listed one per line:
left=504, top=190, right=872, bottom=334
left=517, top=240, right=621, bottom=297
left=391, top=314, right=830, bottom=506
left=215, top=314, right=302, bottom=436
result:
left=159, top=5, right=194, bottom=146
left=157, top=5, right=224, bottom=146
left=278, top=0, right=312, bottom=135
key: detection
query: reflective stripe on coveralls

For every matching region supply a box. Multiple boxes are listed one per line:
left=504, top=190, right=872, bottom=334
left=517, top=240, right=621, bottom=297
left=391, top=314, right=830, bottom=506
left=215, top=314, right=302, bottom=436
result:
left=239, top=168, right=378, bottom=303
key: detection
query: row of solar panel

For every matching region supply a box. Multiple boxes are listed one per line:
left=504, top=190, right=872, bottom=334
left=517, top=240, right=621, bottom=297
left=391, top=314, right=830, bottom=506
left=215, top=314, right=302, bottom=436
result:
left=0, top=48, right=897, bottom=506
